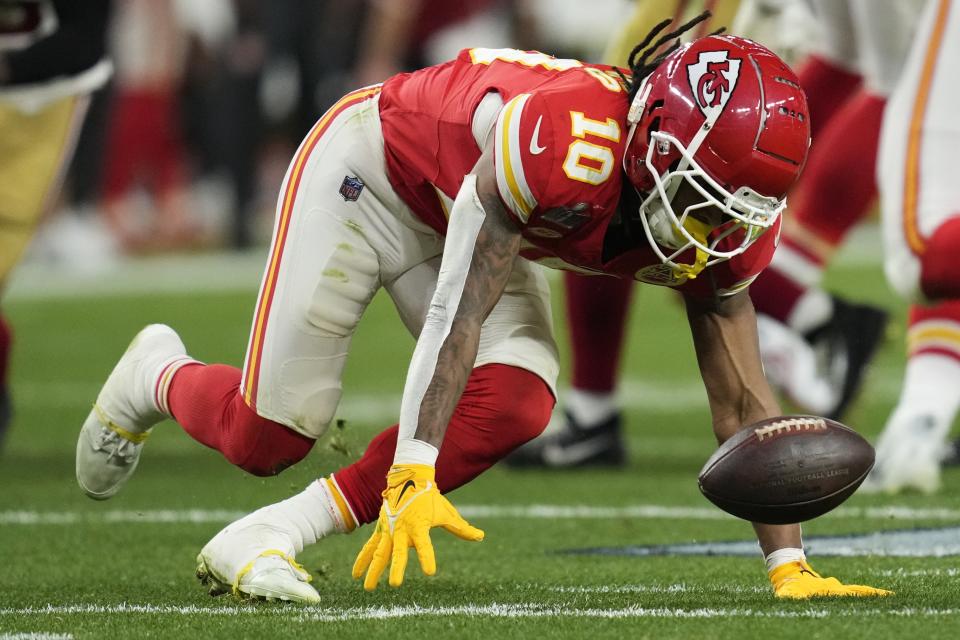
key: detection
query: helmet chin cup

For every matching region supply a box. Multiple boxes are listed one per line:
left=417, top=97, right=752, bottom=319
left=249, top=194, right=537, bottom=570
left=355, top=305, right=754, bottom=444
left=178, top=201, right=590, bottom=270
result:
left=636, top=130, right=785, bottom=272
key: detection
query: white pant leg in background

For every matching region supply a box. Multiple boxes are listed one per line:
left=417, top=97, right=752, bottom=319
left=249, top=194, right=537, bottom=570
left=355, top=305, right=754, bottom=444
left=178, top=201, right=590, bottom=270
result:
left=850, top=0, right=925, bottom=96
left=879, top=0, right=960, bottom=302
left=808, top=0, right=858, bottom=70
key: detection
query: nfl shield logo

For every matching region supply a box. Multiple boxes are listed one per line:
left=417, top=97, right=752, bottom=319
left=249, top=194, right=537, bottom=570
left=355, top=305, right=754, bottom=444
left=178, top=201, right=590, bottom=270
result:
left=339, top=175, right=364, bottom=202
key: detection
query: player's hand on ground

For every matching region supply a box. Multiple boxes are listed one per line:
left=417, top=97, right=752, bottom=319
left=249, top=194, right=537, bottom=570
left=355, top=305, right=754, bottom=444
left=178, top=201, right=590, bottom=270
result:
left=769, top=561, right=893, bottom=598
left=352, top=464, right=484, bottom=590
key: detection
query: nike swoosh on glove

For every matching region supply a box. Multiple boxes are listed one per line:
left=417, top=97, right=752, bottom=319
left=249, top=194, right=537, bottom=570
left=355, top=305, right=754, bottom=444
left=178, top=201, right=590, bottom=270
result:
left=352, top=464, right=484, bottom=590
left=770, top=560, right=894, bottom=598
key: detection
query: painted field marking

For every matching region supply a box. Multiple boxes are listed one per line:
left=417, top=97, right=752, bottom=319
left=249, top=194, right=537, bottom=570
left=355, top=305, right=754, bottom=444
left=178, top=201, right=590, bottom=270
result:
left=877, top=568, right=960, bottom=578
left=550, top=584, right=769, bottom=594
left=2, top=603, right=960, bottom=621
left=566, top=526, right=960, bottom=558
left=4, top=504, right=960, bottom=526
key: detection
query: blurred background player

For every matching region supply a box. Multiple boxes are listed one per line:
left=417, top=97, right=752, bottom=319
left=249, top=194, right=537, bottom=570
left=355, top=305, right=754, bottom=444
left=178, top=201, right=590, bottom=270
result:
left=352, top=0, right=531, bottom=86
left=749, top=0, right=920, bottom=417
left=99, top=0, right=200, bottom=253
left=508, top=0, right=920, bottom=468
left=0, top=0, right=111, bottom=450
left=864, top=0, right=960, bottom=494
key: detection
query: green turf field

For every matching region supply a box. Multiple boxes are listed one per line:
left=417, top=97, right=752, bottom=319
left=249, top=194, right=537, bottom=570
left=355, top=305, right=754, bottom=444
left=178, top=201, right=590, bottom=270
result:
left=2, top=249, right=959, bottom=639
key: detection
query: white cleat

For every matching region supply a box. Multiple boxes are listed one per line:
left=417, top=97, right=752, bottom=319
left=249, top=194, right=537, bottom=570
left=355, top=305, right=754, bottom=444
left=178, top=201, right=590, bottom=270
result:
left=860, top=413, right=944, bottom=495
left=196, top=509, right=320, bottom=604
left=76, top=324, right=189, bottom=500
left=757, top=314, right=840, bottom=415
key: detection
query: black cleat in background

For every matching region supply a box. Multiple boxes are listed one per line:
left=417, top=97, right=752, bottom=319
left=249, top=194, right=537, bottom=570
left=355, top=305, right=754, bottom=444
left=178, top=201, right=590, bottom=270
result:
left=804, top=296, right=889, bottom=421
left=504, top=410, right=626, bottom=469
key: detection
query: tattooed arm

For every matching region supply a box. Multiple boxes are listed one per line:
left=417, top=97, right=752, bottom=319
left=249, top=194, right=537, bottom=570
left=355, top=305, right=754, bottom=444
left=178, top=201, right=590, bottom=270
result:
left=393, top=139, right=521, bottom=462
left=684, top=289, right=781, bottom=443
left=352, top=145, right=518, bottom=590
left=684, top=289, right=802, bottom=555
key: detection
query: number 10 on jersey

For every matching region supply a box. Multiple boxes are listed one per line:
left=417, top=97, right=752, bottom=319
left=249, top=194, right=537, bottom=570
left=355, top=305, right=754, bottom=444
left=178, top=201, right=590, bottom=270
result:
left=562, top=111, right=621, bottom=186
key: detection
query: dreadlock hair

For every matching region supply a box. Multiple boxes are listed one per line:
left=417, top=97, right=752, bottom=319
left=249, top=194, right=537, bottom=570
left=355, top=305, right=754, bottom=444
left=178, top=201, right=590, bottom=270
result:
left=616, top=10, right=725, bottom=101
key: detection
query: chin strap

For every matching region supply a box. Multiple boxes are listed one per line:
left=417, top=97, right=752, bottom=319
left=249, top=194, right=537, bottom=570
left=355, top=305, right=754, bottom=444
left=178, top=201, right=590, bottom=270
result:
left=670, top=217, right=711, bottom=282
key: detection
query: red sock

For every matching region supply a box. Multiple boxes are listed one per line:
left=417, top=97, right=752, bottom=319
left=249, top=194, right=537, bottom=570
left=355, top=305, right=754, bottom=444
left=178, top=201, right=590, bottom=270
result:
left=797, top=55, right=863, bottom=140
left=167, top=363, right=315, bottom=476
left=565, top=272, right=634, bottom=393
left=792, top=91, right=885, bottom=245
left=334, top=364, right=554, bottom=525
left=0, top=314, right=10, bottom=388
left=908, top=299, right=960, bottom=361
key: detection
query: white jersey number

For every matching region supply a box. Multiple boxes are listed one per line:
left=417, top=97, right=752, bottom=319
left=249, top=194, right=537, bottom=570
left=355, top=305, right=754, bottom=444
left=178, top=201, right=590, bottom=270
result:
left=562, top=112, right=621, bottom=186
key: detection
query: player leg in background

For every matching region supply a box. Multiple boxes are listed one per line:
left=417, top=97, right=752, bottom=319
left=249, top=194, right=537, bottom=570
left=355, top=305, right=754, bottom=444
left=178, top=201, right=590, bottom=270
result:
left=751, top=0, right=921, bottom=418
left=865, top=0, right=960, bottom=491
left=748, top=86, right=888, bottom=418
left=506, top=273, right=632, bottom=467
left=0, top=94, right=91, bottom=452
left=505, top=0, right=739, bottom=470
left=864, top=300, right=960, bottom=493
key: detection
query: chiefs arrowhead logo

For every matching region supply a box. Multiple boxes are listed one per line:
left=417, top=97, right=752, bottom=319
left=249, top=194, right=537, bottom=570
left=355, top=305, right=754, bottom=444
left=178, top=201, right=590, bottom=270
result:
left=687, top=50, right=741, bottom=121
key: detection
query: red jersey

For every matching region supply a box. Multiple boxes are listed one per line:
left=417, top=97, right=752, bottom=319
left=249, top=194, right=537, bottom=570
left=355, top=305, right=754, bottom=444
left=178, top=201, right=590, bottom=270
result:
left=378, top=48, right=777, bottom=297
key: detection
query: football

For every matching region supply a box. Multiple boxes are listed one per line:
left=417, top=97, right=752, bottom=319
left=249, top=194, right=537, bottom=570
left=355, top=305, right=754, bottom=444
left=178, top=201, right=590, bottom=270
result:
left=697, top=416, right=874, bottom=524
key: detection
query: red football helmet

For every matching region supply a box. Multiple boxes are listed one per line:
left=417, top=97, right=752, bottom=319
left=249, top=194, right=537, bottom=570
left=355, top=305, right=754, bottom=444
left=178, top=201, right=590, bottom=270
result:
left=623, top=35, right=810, bottom=272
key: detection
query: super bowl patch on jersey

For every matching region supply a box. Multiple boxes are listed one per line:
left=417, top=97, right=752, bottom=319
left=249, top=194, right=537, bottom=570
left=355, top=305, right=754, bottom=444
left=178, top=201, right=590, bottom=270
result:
left=339, top=175, right=365, bottom=202
left=635, top=263, right=687, bottom=286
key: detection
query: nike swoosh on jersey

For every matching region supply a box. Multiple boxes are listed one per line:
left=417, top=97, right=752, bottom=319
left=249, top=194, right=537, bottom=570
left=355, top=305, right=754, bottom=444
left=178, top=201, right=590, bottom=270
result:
left=530, top=116, right=547, bottom=155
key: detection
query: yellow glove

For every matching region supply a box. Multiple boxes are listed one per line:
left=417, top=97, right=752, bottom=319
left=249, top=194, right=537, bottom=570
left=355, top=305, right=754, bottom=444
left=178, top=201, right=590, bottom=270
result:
left=352, top=464, right=484, bottom=590
left=769, top=561, right=894, bottom=599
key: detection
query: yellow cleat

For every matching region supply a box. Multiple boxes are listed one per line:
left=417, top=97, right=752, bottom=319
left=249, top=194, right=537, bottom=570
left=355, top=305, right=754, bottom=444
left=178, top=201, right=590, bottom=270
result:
left=769, top=560, right=894, bottom=599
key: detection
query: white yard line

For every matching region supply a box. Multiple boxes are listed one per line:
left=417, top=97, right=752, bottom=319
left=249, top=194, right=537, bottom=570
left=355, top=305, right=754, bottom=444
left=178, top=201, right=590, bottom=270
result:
left=3, top=504, right=960, bottom=526
left=550, top=584, right=769, bottom=594
left=876, top=568, right=960, bottom=578
left=1, top=602, right=959, bottom=621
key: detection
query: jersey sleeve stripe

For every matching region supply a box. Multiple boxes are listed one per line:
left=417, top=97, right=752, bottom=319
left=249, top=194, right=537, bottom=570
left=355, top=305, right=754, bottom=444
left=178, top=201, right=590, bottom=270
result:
left=495, top=93, right=537, bottom=222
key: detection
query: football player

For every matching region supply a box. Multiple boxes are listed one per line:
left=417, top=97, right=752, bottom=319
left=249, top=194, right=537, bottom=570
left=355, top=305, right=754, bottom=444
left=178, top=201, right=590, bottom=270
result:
left=509, top=0, right=917, bottom=470
left=76, top=15, right=890, bottom=600
left=0, top=0, right=112, bottom=448
left=863, top=0, right=960, bottom=494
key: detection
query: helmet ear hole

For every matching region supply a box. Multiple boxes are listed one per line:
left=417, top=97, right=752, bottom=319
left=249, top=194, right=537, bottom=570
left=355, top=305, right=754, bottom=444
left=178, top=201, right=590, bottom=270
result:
left=646, top=99, right=664, bottom=118
left=648, top=116, right=661, bottom=136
